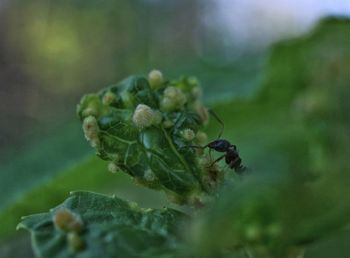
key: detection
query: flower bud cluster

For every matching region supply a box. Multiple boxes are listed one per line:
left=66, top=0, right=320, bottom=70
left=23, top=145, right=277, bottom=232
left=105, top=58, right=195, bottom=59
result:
left=132, top=104, right=162, bottom=129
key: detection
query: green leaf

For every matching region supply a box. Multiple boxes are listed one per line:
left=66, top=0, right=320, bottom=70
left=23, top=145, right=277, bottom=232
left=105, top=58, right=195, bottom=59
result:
left=17, top=191, right=186, bottom=258
left=76, top=74, right=238, bottom=205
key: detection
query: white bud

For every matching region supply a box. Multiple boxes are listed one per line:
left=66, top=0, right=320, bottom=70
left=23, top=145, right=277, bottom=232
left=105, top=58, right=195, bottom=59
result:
left=144, top=169, right=156, bottom=181
left=132, top=104, right=154, bottom=128
left=83, top=116, right=98, bottom=132
left=188, top=76, right=199, bottom=87
left=108, top=162, right=120, bottom=173
left=82, top=116, right=100, bottom=147
left=89, top=137, right=100, bottom=148
left=148, top=69, right=164, bottom=89
left=108, top=153, right=120, bottom=162
left=163, top=120, right=174, bottom=128
left=181, top=128, right=195, bottom=141
left=128, top=201, right=140, bottom=211
left=191, top=86, right=202, bottom=98
left=160, top=86, right=187, bottom=112
left=192, top=101, right=209, bottom=124
left=82, top=107, right=98, bottom=117
left=160, top=97, right=176, bottom=112
left=102, top=91, right=116, bottom=105
left=53, top=208, right=83, bottom=233
left=67, top=232, right=85, bottom=252
left=152, top=110, right=163, bottom=125
left=196, top=131, right=208, bottom=145
left=163, top=86, right=178, bottom=99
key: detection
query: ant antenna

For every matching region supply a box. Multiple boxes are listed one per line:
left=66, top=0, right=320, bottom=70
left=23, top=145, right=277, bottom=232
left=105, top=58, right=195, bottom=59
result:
left=208, top=109, right=224, bottom=139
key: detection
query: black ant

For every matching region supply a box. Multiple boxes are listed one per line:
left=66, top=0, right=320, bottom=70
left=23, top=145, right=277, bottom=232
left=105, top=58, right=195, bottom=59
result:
left=185, top=110, right=246, bottom=174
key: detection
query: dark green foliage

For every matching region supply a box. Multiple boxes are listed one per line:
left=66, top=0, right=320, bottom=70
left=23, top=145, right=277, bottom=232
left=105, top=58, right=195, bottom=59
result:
left=189, top=17, right=350, bottom=258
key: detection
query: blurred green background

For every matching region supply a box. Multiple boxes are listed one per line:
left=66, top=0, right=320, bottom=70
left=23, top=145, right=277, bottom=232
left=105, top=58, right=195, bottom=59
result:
left=1, top=1, right=350, bottom=257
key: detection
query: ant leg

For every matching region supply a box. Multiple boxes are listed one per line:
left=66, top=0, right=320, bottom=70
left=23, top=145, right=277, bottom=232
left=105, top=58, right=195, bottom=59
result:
left=207, top=154, right=225, bottom=168
left=180, top=145, right=206, bottom=150
left=208, top=109, right=224, bottom=139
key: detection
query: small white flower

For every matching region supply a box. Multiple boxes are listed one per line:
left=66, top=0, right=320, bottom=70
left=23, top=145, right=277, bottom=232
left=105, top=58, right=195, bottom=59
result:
left=148, top=69, right=164, bottom=89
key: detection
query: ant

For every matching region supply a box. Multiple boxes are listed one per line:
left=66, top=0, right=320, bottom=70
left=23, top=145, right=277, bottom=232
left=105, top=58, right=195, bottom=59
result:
left=185, top=110, right=246, bottom=174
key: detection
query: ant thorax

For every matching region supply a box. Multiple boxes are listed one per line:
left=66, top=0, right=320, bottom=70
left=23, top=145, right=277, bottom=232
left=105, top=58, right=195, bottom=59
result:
left=208, top=139, right=231, bottom=152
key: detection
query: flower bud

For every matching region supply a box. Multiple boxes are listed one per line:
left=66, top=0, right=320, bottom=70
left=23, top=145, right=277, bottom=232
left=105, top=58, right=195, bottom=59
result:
left=160, top=87, right=187, bottom=112
left=132, top=104, right=155, bottom=129
left=82, top=116, right=100, bottom=147
left=102, top=91, right=117, bottom=105
left=196, top=131, right=208, bottom=145
left=181, top=128, right=195, bottom=141
left=67, top=232, right=85, bottom=252
left=144, top=169, right=156, bottom=181
left=148, top=69, right=164, bottom=89
left=82, top=107, right=99, bottom=117
left=152, top=110, right=163, bottom=125
left=133, top=104, right=163, bottom=129
left=108, top=162, right=120, bottom=173
left=187, top=76, right=199, bottom=87
left=191, top=86, right=202, bottom=99
left=53, top=208, right=83, bottom=233
left=163, top=120, right=174, bottom=128
left=192, top=101, right=209, bottom=124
